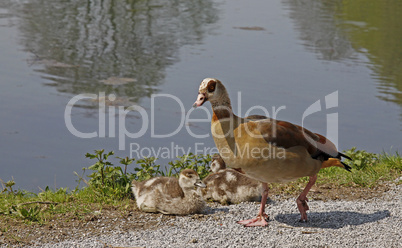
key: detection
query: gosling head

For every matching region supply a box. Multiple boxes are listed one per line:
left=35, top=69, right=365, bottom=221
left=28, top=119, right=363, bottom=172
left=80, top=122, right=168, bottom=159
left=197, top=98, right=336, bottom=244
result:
left=179, top=169, right=206, bottom=190
left=210, top=154, right=227, bottom=173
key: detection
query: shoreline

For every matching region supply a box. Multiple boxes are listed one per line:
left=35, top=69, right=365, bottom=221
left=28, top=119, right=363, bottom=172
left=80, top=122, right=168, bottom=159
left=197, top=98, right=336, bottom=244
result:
left=2, top=183, right=400, bottom=248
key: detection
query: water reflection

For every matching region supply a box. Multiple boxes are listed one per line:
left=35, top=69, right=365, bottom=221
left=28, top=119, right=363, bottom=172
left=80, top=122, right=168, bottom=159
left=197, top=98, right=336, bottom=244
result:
left=283, top=0, right=356, bottom=61
left=13, top=0, right=218, bottom=105
left=284, top=0, right=402, bottom=112
left=335, top=0, right=402, bottom=106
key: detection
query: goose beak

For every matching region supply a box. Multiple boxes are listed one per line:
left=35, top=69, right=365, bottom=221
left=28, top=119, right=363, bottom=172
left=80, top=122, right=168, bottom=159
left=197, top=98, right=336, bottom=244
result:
left=194, top=179, right=206, bottom=188
left=193, top=93, right=207, bottom=108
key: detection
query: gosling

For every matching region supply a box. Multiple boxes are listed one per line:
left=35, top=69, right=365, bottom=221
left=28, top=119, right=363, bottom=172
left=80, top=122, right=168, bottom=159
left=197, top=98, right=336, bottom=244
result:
left=202, top=154, right=262, bottom=205
left=131, top=169, right=206, bottom=215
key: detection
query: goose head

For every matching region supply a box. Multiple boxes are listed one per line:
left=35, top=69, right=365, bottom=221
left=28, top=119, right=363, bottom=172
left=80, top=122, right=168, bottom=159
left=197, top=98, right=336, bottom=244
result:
left=210, top=154, right=227, bottom=173
left=193, top=78, right=229, bottom=108
left=179, top=169, right=206, bottom=190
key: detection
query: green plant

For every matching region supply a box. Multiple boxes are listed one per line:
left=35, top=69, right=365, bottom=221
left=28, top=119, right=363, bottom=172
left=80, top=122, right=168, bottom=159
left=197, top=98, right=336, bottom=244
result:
left=1, top=179, right=16, bottom=195
left=15, top=206, right=41, bottom=222
left=343, top=147, right=378, bottom=170
left=134, top=157, right=163, bottom=181
left=85, top=149, right=115, bottom=186
left=378, top=151, right=402, bottom=171
left=130, top=153, right=211, bottom=181
left=84, top=150, right=138, bottom=199
left=166, top=153, right=211, bottom=179
left=38, top=186, right=68, bottom=203
left=116, top=156, right=136, bottom=195
left=117, top=156, right=135, bottom=175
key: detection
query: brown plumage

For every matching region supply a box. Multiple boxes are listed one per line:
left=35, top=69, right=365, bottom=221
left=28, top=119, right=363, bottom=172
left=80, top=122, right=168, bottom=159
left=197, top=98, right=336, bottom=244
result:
left=202, top=154, right=262, bottom=204
left=131, top=169, right=206, bottom=215
left=193, top=78, right=352, bottom=226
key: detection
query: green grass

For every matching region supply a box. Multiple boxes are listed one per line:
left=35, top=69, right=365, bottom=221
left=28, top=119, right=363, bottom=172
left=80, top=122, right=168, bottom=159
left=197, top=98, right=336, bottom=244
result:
left=1, top=148, right=401, bottom=225
left=0, top=184, right=135, bottom=226
left=318, top=149, right=401, bottom=187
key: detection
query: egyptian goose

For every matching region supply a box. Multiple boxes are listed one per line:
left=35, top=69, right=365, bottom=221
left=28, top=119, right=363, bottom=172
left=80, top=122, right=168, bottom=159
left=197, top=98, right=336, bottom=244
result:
left=202, top=154, right=262, bottom=204
left=131, top=169, right=207, bottom=215
left=193, top=78, right=351, bottom=226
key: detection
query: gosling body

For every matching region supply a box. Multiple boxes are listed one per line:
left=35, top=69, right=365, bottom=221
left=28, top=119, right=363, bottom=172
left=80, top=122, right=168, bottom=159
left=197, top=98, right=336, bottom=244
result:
left=131, top=169, right=206, bottom=215
left=202, top=154, right=262, bottom=204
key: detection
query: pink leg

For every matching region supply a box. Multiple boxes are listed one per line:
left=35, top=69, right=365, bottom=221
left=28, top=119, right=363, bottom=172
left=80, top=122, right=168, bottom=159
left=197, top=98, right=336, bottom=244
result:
left=296, top=175, right=317, bottom=222
left=237, top=183, right=269, bottom=227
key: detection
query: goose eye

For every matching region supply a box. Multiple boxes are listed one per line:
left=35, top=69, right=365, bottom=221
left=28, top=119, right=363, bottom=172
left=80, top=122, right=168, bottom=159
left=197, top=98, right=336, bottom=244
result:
left=208, top=85, right=215, bottom=92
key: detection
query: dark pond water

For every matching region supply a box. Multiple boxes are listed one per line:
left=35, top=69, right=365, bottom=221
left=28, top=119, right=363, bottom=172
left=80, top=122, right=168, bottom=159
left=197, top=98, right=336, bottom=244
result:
left=0, top=0, right=401, bottom=191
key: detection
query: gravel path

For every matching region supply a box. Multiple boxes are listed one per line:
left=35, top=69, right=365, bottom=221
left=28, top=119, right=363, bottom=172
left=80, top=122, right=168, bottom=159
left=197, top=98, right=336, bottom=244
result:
left=30, top=184, right=401, bottom=248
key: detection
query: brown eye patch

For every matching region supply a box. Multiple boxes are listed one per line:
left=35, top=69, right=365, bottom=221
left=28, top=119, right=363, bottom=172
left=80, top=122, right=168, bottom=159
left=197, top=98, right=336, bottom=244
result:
left=207, top=81, right=216, bottom=92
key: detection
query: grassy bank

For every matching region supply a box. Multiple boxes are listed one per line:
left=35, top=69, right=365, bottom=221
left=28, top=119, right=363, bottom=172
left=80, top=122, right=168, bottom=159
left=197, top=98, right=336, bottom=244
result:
left=0, top=151, right=211, bottom=227
left=1, top=148, right=401, bottom=228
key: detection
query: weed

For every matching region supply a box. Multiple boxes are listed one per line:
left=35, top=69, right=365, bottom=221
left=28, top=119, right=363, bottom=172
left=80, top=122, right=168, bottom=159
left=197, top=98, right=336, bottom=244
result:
left=378, top=151, right=402, bottom=171
left=344, top=147, right=378, bottom=170
left=15, top=206, right=41, bottom=222
left=0, top=179, right=16, bottom=195
left=166, top=153, right=211, bottom=179
left=117, top=156, right=135, bottom=175
left=134, top=157, right=162, bottom=181
left=84, top=150, right=134, bottom=199
left=85, top=149, right=115, bottom=186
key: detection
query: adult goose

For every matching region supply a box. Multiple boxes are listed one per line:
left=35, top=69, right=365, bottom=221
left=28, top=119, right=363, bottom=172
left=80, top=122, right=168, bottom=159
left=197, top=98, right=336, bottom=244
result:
left=131, top=169, right=206, bottom=215
left=193, top=78, right=351, bottom=226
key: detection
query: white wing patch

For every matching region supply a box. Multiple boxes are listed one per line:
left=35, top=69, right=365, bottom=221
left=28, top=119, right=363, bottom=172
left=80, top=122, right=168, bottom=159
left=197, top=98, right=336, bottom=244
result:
left=225, top=172, right=237, bottom=182
left=144, top=178, right=157, bottom=187
left=219, top=184, right=228, bottom=191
